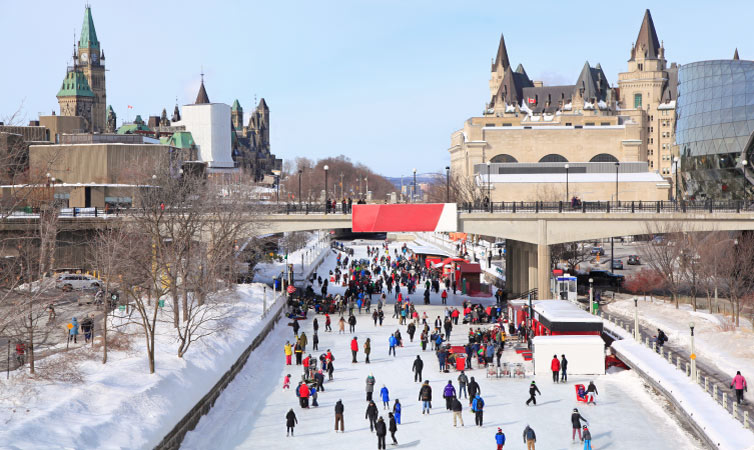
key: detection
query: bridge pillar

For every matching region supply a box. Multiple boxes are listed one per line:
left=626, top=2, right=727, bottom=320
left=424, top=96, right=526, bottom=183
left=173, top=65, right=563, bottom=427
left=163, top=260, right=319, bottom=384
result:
left=537, top=220, right=551, bottom=299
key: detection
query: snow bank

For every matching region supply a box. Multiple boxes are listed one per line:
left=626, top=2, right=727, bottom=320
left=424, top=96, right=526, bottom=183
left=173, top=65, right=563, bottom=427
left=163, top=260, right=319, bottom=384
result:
left=607, top=320, right=754, bottom=450
left=0, top=284, right=291, bottom=449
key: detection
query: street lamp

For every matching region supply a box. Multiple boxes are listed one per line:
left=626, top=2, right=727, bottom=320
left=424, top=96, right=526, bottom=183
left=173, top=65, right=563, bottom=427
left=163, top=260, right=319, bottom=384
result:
left=445, top=166, right=450, bottom=203
left=633, top=297, right=640, bottom=341
left=589, top=278, right=594, bottom=315
left=364, top=176, right=368, bottom=201
left=324, top=165, right=329, bottom=213
left=742, top=160, right=748, bottom=207
left=297, top=169, right=302, bottom=206
left=614, top=161, right=620, bottom=205
left=564, top=164, right=570, bottom=202
left=689, top=322, right=697, bottom=382
left=412, top=168, right=417, bottom=203
left=674, top=156, right=681, bottom=205
left=486, top=161, right=491, bottom=212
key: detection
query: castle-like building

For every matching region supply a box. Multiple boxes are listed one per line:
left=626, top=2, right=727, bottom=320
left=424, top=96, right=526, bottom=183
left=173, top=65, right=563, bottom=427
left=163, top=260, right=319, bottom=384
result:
left=449, top=10, right=678, bottom=200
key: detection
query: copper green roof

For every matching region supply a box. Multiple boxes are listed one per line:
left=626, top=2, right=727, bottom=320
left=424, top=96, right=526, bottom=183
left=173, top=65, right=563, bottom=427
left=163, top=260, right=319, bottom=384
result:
left=232, top=99, right=242, bottom=111
left=166, top=131, right=195, bottom=149
left=78, top=7, right=99, bottom=50
left=116, top=123, right=151, bottom=134
left=56, top=70, right=94, bottom=98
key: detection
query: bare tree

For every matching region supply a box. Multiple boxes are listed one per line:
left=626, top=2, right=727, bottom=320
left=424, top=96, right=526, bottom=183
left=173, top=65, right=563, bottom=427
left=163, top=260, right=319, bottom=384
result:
left=718, top=233, right=754, bottom=327
left=550, top=241, right=592, bottom=272
left=641, top=223, right=686, bottom=308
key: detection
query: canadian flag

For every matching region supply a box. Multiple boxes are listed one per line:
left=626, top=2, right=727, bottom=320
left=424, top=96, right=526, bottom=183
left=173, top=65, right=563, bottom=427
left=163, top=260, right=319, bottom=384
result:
left=127, top=105, right=133, bottom=109
left=527, top=98, right=536, bottom=104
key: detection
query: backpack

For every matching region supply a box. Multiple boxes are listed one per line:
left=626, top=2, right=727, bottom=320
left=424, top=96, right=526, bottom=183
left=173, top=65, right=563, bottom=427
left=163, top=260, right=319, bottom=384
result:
left=476, top=398, right=484, bottom=410
left=526, top=428, right=535, bottom=439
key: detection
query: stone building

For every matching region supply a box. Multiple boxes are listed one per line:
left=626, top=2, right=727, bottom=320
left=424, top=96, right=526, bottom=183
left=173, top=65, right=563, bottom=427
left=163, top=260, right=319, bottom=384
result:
left=231, top=98, right=282, bottom=181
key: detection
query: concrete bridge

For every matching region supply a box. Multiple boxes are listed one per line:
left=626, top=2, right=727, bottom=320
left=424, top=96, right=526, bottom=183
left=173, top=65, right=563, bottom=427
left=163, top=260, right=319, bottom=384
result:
left=5, top=202, right=754, bottom=297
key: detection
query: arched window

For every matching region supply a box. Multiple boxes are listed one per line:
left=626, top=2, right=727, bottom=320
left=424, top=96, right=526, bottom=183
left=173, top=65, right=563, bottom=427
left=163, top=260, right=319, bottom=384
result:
left=490, top=154, right=518, bottom=163
left=538, top=154, right=568, bottom=163
left=589, top=153, right=619, bottom=163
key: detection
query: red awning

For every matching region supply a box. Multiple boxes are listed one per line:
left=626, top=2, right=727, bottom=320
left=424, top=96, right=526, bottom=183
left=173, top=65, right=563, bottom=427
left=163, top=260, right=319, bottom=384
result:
left=458, top=263, right=482, bottom=274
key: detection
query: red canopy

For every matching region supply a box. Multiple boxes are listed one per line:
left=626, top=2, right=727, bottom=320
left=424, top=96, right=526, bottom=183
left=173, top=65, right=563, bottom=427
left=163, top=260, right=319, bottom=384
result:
left=432, top=257, right=467, bottom=268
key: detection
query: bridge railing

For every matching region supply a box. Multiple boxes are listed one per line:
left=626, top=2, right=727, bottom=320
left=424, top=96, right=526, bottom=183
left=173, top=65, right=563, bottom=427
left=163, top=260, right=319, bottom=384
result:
left=460, top=200, right=750, bottom=214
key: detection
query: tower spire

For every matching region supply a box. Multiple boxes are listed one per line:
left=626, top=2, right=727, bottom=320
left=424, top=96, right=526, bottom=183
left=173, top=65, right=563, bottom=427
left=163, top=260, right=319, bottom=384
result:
left=195, top=72, right=210, bottom=104
left=734, top=48, right=740, bottom=60
left=631, top=9, right=661, bottom=60
left=491, top=34, right=510, bottom=71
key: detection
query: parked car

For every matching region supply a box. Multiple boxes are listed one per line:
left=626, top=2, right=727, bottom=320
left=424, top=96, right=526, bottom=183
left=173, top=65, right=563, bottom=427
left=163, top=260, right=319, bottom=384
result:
left=55, top=274, right=101, bottom=291
left=591, top=246, right=605, bottom=256
left=627, top=255, right=641, bottom=265
left=611, top=259, right=624, bottom=270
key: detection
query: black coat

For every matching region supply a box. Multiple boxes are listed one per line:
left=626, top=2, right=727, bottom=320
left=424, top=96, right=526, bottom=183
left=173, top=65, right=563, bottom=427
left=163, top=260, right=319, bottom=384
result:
left=375, top=420, right=387, bottom=436
left=529, top=384, right=541, bottom=396
left=366, top=403, right=378, bottom=419
left=418, top=384, right=432, bottom=401
left=413, top=358, right=424, bottom=372
left=468, top=380, right=480, bottom=397
left=389, top=417, right=397, bottom=432
left=561, top=357, right=568, bottom=371
left=451, top=398, right=463, bottom=412
left=587, top=383, right=598, bottom=394
left=335, top=401, right=344, bottom=414
left=286, top=410, right=297, bottom=427
left=571, top=412, right=587, bottom=428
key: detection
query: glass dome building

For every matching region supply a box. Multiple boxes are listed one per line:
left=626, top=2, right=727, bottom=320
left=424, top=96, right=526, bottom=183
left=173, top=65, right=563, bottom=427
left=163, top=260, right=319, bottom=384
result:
left=676, top=59, right=754, bottom=200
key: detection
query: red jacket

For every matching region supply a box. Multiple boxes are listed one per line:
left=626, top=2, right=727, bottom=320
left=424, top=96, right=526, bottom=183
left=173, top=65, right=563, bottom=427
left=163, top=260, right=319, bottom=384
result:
left=351, top=339, right=359, bottom=351
left=551, top=358, right=561, bottom=371
left=441, top=291, right=448, bottom=299
left=451, top=309, right=459, bottom=318
left=299, top=383, right=310, bottom=398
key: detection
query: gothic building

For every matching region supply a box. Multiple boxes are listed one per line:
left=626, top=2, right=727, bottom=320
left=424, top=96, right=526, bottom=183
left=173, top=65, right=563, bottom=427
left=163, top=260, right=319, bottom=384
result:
left=231, top=98, right=281, bottom=180
left=57, top=6, right=106, bottom=133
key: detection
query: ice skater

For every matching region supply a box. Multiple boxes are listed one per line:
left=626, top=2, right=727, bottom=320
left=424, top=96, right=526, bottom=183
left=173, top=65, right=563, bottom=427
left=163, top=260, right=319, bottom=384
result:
left=285, top=409, right=297, bottom=436
left=526, top=381, right=541, bottom=406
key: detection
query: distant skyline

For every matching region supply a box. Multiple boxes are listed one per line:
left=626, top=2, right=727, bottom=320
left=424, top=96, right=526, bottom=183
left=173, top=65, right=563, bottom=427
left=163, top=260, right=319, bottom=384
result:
left=0, top=1, right=750, bottom=175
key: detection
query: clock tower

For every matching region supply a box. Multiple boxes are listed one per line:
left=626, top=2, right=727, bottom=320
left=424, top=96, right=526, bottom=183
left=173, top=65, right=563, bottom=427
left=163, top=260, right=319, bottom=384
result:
left=77, top=6, right=106, bottom=133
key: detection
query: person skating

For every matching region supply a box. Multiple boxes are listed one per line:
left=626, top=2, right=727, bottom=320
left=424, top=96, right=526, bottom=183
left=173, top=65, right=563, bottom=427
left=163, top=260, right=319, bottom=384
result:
left=366, top=401, right=379, bottom=432
left=375, top=416, right=387, bottom=449
left=471, top=393, right=485, bottom=426
left=314, top=370, right=325, bottom=392
left=560, top=354, right=568, bottom=383
left=413, top=355, right=423, bottom=382
left=286, top=408, right=298, bottom=436
left=284, top=341, right=293, bottom=365
left=586, top=381, right=598, bottom=405
left=393, top=399, right=402, bottom=424
left=550, top=354, right=560, bottom=383
left=407, top=322, right=416, bottom=342
left=571, top=408, right=588, bottom=441
left=443, top=380, right=456, bottom=410
left=380, top=385, right=390, bottom=409
left=339, top=316, right=346, bottom=334
left=348, top=314, right=357, bottom=333
left=364, top=337, right=372, bottom=364
left=325, top=314, right=332, bottom=332
left=351, top=337, right=359, bottom=363
left=366, top=373, right=376, bottom=401
left=467, top=376, right=480, bottom=406
left=418, top=380, right=432, bottom=414
left=334, top=399, right=345, bottom=432
left=526, top=381, right=541, bottom=406
left=313, top=317, right=319, bottom=334
left=523, top=425, right=536, bottom=450
left=388, top=412, right=398, bottom=446
left=458, top=370, right=469, bottom=399
left=451, top=396, right=464, bottom=427
left=292, top=319, right=300, bottom=336
left=582, top=425, right=592, bottom=450
left=283, top=374, right=291, bottom=390
left=389, top=333, right=397, bottom=357
left=731, top=370, right=748, bottom=404
left=495, top=427, right=506, bottom=449
left=298, top=382, right=310, bottom=408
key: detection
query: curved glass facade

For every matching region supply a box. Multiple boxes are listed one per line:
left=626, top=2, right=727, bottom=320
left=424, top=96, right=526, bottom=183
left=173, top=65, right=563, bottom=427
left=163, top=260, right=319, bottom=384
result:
left=676, top=60, right=754, bottom=200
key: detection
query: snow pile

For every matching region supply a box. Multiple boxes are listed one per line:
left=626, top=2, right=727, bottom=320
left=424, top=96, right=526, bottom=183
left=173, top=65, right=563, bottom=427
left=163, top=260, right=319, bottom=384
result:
left=607, top=298, right=754, bottom=387
left=0, top=283, right=286, bottom=449
left=609, top=323, right=754, bottom=450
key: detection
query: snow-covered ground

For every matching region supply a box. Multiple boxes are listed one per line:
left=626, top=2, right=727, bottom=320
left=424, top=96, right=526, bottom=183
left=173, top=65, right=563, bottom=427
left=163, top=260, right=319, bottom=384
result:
left=606, top=296, right=754, bottom=400
left=183, top=240, right=704, bottom=450
left=0, top=284, right=288, bottom=449
left=253, top=231, right=329, bottom=285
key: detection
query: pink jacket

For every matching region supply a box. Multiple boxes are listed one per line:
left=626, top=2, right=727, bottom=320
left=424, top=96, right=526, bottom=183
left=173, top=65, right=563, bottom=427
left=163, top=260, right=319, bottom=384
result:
left=732, top=374, right=747, bottom=390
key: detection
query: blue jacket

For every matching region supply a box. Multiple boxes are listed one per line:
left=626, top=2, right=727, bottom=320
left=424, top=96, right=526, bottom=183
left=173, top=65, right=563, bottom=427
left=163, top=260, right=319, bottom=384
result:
left=389, top=335, right=397, bottom=347
left=495, top=432, right=506, bottom=445
left=70, top=318, right=79, bottom=335
left=380, top=387, right=389, bottom=402
left=393, top=402, right=401, bottom=414
left=472, top=395, right=484, bottom=412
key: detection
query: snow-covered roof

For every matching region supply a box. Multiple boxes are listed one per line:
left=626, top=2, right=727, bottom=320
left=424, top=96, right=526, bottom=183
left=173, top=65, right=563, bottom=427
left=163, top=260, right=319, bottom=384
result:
left=519, top=102, right=532, bottom=115
left=505, top=103, right=516, bottom=113
left=533, top=300, right=603, bottom=323
left=658, top=101, right=676, bottom=110
left=583, top=101, right=595, bottom=110
left=563, top=102, right=573, bottom=111
left=477, top=171, right=667, bottom=184
left=532, top=335, right=604, bottom=345
left=597, top=100, right=608, bottom=110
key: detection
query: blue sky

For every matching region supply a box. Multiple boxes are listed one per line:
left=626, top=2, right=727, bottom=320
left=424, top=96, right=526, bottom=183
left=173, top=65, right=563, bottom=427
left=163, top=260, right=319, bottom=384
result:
left=0, top=1, right=750, bottom=175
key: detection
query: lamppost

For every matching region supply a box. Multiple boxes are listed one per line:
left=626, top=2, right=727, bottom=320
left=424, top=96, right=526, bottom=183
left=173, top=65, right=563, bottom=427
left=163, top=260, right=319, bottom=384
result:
left=689, top=322, right=697, bottom=382
left=486, top=161, right=491, bottom=212
left=364, top=176, right=368, bottom=201
left=564, top=163, right=570, bottom=202
left=614, top=161, right=620, bottom=204
left=674, top=156, right=681, bottom=205
left=324, top=165, right=329, bottom=213
left=412, top=168, right=417, bottom=203
left=588, top=278, right=594, bottom=315
left=297, top=169, right=302, bottom=207
left=633, top=297, right=640, bottom=341
left=445, top=166, right=450, bottom=203
left=742, top=159, right=748, bottom=207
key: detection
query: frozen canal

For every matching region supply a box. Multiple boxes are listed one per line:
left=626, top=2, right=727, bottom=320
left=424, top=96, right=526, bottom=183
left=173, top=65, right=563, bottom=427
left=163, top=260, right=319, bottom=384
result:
left=182, top=239, right=703, bottom=450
